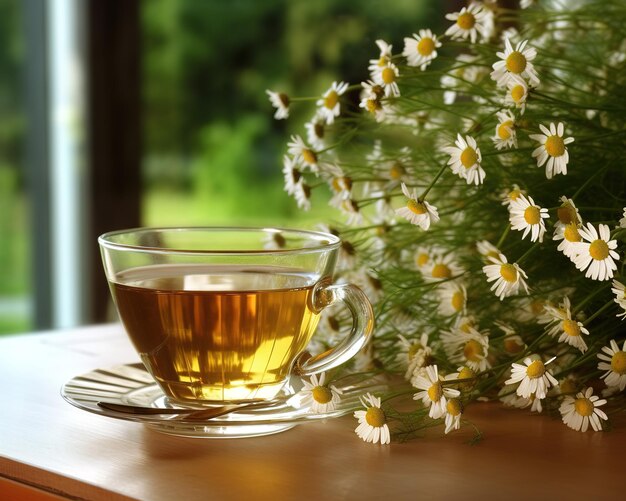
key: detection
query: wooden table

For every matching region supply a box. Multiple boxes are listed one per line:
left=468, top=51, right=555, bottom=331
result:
left=0, top=324, right=623, bottom=500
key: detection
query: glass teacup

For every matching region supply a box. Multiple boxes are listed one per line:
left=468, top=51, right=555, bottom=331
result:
left=99, top=227, right=374, bottom=404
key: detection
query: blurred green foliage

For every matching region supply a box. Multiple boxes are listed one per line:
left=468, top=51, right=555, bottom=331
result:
left=141, top=0, right=440, bottom=226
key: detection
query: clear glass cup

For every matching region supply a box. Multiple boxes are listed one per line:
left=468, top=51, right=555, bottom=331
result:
left=98, top=227, right=374, bottom=404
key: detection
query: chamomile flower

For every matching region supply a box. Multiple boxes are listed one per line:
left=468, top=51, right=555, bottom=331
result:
left=368, top=39, right=393, bottom=73
left=373, top=61, right=401, bottom=97
left=265, top=90, right=290, bottom=120
left=287, top=135, right=319, bottom=172
left=443, top=134, right=485, bottom=185
left=505, top=356, right=558, bottom=399
left=555, top=196, right=582, bottom=230
left=424, top=252, right=464, bottom=282
left=444, top=3, right=490, bottom=44
left=359, top=80, right=386, bottom=121
left=447, top=326, right=491, bottom=372
left=354, top=393, right=391, bottom=445
left=508, top=194, right=549, bottom=243
left=397, top=333, right=434, bottom=381
left=438, top=282, right=467, bottom=317
left=300, top=373, right=343, bottom=413
left=504, top=74, right=529, bottom=113
left=482, top=253, right=529, bottom=300
left=414, top=245, right=434, bottom=271
left=554, top=222, right=583, bottom=260
left=611, top=280, right=626, bottom=319
left=293, top=182, right=311, bottom=211
left=559, top=387, right=608, bottom=432
left=572, top=223, right=619, bottom=281
left=403, top=30, right=441, bottom=70
left=305, top=112, right=327, bottom=150
left=412, top=365, right=461, bottom=419
left=444, top=398, right=463, bottom=434
left=598, top=339, right=626, bottom=390
left=316, top=81, right=349, bottom=125
left=492, top=110, right=517, bottom=150
left=529, top=122, right=575, bottom=179
left=500, top=184, right=526, bottom=208
left=395, top=182, right=439, bottom=230
left=491, top=38, right=540, bottom=88
left=476, top=240, right=502, bottom=262
left=543, top=296, right=589, bottom=353
left=282, top=155, right=302, bottom=195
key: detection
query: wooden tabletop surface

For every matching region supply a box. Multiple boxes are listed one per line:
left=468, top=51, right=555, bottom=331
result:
left=0, top=324, right=623, bottom=500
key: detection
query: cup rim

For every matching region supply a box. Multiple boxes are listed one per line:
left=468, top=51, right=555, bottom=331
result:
left=98, top=226, right=342, bottom=255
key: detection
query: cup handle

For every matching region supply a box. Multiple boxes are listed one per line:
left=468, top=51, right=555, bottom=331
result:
left=293, top=281, right=374, bottom=377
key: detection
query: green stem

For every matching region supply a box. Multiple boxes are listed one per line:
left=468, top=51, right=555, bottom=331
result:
left=583, top=300, right=614, bottom=326
left=516, top=243, right=541, bottom=266
left=419, top=163, right=448, bottom=201
left=496, top=225, right=511, bottom=249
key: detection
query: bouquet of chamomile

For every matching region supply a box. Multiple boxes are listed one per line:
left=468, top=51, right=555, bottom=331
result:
left=266, top=0, right=626, bottom=443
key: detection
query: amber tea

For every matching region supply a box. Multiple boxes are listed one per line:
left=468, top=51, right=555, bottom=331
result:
left=111, top=264, right=321, bottom=402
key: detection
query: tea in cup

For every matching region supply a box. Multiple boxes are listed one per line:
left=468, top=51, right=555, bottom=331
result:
left=99, top=227, right=374, bottom=404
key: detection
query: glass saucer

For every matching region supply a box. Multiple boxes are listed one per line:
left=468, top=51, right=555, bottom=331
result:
left=61, top=363, right=384, bottom=438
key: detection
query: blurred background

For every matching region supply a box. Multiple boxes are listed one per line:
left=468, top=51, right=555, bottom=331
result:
left=0, top=0, right=444, bottom=335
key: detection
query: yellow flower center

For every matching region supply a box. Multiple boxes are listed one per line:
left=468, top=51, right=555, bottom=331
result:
left=459, top=321, right=473, bottom=333
left=312, top=386, right=333, bottom=404
left=500, top=263, right=518, bottom=283
left=416, top=253, right=429, bottom=267
left=524, top=206, right=541, bottom=225
left=451, top=291, right=465, bottom=312
left=611, top=351, right=626, bottom=374
left=332, top=176, right=352, bottom=192
left=563, top=223, right=581, bottom=243
left=497, top=120, right=514, bottom=140
left=407, top=199, right=427, bottom=215
left=366, top=98, right=381, bottom=113
left=505, top=51, right=527, bottom=74
left=456, top=12, right=476, bottom=30
left=463, top=339, right=483, bottom=362
left=574, top=398, right=594, bottom=417
left=382, top=67, right=396, bottom=84
left=560, top=378, right=577, bottom=395
left=460, top=147, right=478, bottom=168
left=446, top=398, right=463, bottom=416
left=417, top=37, right=436, bottom=56
left=508, top=189, right=521, bottom=201
left=526, top=360, right=545, bottom=379
left=530, top=300, right=545, bottom=315
left=407, top=343, right=423, bottom=359
left=390, top=162, right=406, bottom=179
left=324, top=90, right=339, bottom=110
left=510, top=84, right=526, bottom=103
left=458, top=366, right=475, bottom=380
left=378, top=56, right=388, bottom=67
left=557, top=204, right=577, bottom=224
left=302, top=148, right=317, bottom=165
left=427, top=382, right=443, bottom=402
left=432, top=263, right=452, bottom=279
left=589, top=239, right=609, bottom=260
left=562, top=319, right=581, bottom=337
left=504, top=337, right=524, bottom=354
left=365, top=406, right=386, bottom=427
left=545, top=135, right=565, bottom=157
